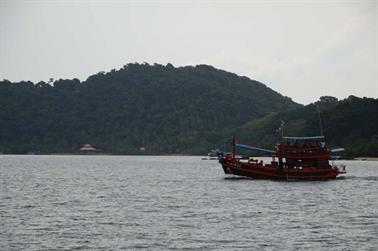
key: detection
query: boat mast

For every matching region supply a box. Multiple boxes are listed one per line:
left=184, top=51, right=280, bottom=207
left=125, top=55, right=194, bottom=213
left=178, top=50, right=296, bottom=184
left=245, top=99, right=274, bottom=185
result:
left=232, top=136, right=236, bottom=158
left=280, top=120, right=285, bottom=139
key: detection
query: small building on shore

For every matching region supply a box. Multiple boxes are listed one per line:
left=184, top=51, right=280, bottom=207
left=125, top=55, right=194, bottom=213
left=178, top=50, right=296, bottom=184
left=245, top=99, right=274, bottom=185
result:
left=79, top=144, right=96, bottom=154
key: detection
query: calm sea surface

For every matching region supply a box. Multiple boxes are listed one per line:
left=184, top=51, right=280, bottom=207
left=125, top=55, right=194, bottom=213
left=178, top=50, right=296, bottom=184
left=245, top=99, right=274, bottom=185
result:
left=0, top=155, right=377, bottom=250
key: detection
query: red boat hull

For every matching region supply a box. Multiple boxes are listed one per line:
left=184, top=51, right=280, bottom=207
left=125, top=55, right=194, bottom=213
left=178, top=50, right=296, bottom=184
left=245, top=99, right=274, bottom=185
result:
left=220, top=157, right=345, bottom=181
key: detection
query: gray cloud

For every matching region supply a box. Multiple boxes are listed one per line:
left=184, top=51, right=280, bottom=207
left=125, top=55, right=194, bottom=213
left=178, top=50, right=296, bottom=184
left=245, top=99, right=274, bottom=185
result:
left=0, top=0, right=376, bottom=104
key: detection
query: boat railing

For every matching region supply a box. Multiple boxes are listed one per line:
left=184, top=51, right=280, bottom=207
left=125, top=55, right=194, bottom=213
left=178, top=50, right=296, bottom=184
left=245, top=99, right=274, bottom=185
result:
left=279, top=148, right=328, bottom=155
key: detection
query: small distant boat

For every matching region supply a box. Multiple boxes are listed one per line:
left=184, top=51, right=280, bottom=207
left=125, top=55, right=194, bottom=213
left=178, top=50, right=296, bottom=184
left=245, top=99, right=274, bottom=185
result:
left=207, top=149, right=222, bottom=157
left=202, top=149, right=231, bottom=160
left=219, top=136, right=346, bottom=181
left=201, top=157, right=219, bottom=160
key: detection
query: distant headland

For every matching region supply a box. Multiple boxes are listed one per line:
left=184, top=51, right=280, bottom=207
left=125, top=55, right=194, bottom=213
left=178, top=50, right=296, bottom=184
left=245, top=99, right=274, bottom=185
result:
left=0, top=63, right=377, bottom=157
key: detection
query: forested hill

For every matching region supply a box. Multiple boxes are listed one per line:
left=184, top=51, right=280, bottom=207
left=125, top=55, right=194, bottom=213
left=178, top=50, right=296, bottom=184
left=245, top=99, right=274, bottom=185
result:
left=0, top=63, right=299, bottom=154
left=235, top=96, right=378, bottom=157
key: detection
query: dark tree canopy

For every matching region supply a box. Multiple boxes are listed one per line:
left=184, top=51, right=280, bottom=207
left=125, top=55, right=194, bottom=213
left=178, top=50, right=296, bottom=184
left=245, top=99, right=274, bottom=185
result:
left=235, top=96, right=378, bottom=157
left=0, top=63, right=376, bottom=156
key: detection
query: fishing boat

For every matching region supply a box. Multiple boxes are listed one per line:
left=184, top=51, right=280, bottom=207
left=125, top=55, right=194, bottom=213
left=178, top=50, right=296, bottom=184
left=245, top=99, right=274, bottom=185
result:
left=219, top=136, right=346, bottom=181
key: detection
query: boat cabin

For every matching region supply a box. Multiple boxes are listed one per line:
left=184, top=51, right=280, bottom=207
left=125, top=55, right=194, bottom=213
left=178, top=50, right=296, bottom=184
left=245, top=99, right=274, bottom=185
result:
left=274, top=136, right=330, bottom=169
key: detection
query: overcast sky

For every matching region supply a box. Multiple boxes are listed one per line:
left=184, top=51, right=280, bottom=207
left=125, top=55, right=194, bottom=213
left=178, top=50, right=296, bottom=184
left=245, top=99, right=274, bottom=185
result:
left=0, top=0, right=377, bottom=104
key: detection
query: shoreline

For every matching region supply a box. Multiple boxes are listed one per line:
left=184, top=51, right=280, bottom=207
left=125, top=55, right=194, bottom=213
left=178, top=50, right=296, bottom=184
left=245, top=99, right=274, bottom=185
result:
left=353, top=157, right=378, bottom=161
left=0, top=153, right=377, bottom=160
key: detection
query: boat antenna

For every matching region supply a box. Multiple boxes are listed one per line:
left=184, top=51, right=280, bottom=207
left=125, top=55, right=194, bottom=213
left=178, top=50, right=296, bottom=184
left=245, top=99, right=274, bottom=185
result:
left=317, top=105, right=324, bottom=137
left=276, top=120, right=285, bottom=140
left=280, top=120, right=285, bottom=138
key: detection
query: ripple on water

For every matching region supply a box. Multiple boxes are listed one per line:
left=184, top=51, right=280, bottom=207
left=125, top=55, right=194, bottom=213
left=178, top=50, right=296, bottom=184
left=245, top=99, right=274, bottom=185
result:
left=0, top=156, right=377, bottom=250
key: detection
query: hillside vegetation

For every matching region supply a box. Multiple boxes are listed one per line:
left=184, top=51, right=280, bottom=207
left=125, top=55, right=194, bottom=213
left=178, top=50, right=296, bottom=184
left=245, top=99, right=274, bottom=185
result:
left=0, top=63, right=298, bottom=154
left=1, top=63, right=376, bottom=156
left=235, top=96, right=378, bottom=157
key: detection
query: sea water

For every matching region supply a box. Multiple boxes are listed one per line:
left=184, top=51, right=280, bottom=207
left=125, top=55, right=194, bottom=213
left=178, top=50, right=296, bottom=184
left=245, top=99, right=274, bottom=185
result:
left=0, top=155, right=377, bottom=250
